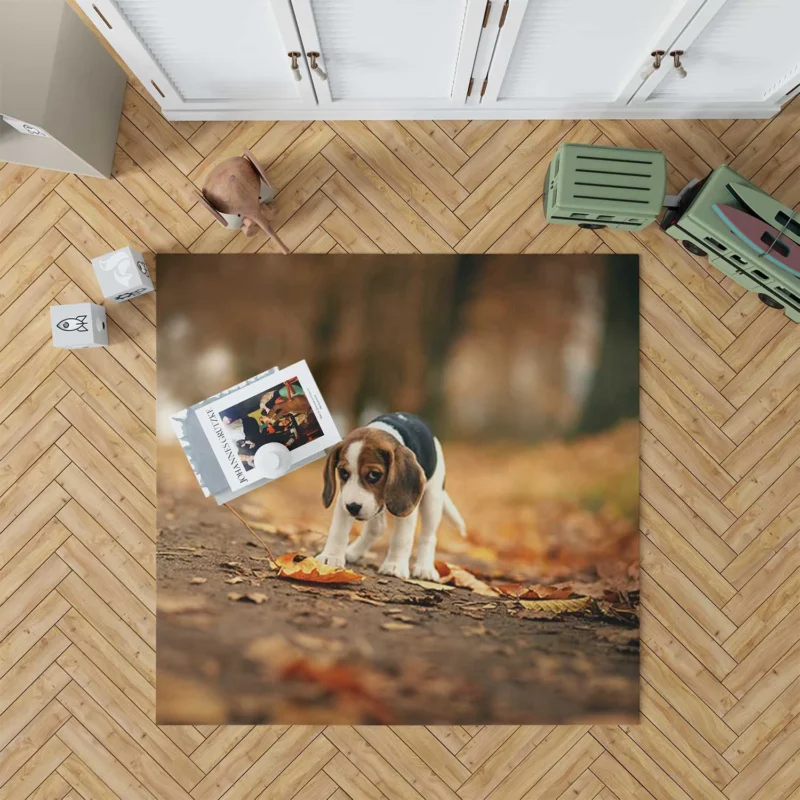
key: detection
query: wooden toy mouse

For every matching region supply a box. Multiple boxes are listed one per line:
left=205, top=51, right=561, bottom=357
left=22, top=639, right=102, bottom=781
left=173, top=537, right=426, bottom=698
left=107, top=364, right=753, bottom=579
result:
left=198, top=149, right=289, bottom=254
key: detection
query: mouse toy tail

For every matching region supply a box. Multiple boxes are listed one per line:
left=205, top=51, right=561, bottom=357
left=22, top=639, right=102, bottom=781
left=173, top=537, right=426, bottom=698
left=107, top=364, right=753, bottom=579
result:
left=254, top=212, right=290, bottom=255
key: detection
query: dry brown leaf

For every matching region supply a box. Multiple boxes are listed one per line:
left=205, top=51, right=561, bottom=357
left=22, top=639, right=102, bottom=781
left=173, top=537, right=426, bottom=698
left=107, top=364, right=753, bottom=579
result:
left=436, top=563, right=500, bottom=597
left=158, top=594, right=210, bottom=614
left=246, top=521, right=278, bottom=534
left=224, top=576, right=246, bottom=585
left=381, top=621, right=414, bottom=631
left=293, top=633, right=342, bottom=651
left=595, top=627, right=639, bottom=645
left=227, top=592, right=268, bottom=604
left=344, top=591, right=386, bottom=606
left=386, top=612, right=415, bottom=623
left=276, top=553, right=364, bottom=584
left=405, top=578, right=454, bottom=592
left=519, top=597, right=590, bottom=614
left=496, top=583, right=573, bottom=599
left=188, top=577, right=207, bottom=585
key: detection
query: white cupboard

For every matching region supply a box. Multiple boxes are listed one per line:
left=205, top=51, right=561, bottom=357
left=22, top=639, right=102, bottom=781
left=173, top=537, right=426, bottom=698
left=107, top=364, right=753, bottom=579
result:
left=76, top=0, right=800, bottom=119
left=633, top=0, right=800, bottom=108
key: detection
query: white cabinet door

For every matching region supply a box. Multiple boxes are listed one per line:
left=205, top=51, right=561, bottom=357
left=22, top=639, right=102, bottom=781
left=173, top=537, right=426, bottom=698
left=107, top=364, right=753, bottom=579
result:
left=289, top=0, right=486, bottom=109
left=480, top=0, right=706, bottom=110
left=75, top=0, right=316, bottom=112
left=634, top=0, right=800, bottom=108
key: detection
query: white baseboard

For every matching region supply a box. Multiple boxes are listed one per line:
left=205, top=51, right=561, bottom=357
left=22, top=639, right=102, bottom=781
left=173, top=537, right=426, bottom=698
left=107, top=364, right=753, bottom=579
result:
left=163, top=103, right=781, bottom=122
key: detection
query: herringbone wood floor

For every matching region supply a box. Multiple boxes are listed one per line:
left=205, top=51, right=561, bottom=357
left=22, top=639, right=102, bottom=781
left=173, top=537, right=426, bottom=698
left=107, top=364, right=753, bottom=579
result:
left=2, top=76, right=800, bottom=799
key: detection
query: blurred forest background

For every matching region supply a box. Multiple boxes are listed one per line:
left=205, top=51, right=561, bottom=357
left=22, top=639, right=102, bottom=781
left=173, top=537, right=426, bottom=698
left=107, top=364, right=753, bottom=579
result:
left=157, top=254, right=638, bottom=441
left=157, top=254, right=639, bottom=580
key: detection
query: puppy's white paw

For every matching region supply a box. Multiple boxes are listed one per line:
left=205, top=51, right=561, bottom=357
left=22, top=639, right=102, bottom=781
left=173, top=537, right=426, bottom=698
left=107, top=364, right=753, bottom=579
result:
left=411, top=562, right=440, bottom=582
left=345, top=544, right=366, bottom=564
left=378, top=559, right=410, bottom=579
left=316, top=551, right=346, bottom=568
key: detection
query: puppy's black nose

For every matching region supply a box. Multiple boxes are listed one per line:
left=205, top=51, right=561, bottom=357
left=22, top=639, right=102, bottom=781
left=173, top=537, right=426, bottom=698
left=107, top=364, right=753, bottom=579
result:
left=346, top=502, right=362, bottom=517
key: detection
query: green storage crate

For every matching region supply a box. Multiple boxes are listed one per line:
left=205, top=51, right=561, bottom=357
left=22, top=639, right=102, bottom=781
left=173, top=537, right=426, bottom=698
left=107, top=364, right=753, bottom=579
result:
left=544, top=143, right=667, bottom=231
left=660, top=164, right=800, bottom=323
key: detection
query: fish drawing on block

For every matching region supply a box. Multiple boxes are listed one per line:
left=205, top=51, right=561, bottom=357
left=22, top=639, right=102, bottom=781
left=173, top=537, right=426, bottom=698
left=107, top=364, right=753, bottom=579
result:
left=57, top=315, right=89, bottom=332
left=713, top=204, right=800, bottom=276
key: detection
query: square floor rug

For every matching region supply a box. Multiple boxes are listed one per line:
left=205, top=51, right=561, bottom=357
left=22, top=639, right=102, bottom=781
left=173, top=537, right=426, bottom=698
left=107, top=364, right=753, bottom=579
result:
left=156, top=253, right=640, bottom=725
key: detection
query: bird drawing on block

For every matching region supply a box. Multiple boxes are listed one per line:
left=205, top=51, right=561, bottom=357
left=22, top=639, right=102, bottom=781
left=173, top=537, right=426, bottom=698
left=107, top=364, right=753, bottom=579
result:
left=198, top=149, right=290, bottom=254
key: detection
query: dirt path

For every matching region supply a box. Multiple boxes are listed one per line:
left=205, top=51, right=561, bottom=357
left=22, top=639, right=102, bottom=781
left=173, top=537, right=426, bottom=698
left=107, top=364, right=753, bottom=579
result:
left=157, top=493, right=638, bottom=726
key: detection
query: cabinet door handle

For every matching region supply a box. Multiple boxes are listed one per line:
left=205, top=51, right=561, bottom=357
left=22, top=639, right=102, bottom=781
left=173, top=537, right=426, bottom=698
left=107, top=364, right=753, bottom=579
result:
left=307, top=52, right=328, bottom=81
left=670, top=50, right=687, bottom=79
left=288, top=51, right=302, bottom=81
left=640, top=50, right=664, bottom=81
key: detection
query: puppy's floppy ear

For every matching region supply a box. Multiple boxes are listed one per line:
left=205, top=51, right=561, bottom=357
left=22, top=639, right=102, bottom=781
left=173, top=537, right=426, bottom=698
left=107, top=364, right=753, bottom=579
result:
left=385, top=444, right=425, bottom=517
left=322, top=442, right=344, bottom=508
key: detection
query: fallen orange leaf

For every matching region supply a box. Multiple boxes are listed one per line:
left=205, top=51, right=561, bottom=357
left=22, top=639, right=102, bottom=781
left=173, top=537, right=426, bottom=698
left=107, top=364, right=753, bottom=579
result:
left=496, top=583, right=573, bottom=600
left=275, top=553, right=364, bottom=584
left=436, top=563, right=500, bottom=597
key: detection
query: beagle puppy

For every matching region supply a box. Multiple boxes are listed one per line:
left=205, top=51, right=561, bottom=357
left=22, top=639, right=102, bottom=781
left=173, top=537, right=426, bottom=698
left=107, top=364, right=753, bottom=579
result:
left=318, top=413, right=466, bottom=580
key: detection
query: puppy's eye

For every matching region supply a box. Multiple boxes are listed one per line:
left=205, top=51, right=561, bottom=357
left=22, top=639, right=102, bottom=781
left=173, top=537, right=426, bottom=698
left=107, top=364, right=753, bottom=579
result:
left=338, top=467, right=350, bottom=481
left=365, top=470, right=382, bottom=484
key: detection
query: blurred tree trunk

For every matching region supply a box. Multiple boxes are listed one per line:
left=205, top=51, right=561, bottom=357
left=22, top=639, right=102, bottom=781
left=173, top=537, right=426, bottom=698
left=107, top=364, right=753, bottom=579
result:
left=575, top=259, right=639, bottom=435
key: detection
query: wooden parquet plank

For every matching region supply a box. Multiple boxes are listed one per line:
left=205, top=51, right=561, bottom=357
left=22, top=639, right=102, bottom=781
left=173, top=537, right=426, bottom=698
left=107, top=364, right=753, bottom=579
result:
left=390, top=728, right=471, bottom=790
left=2, top=74, right=800, bottom=800
left=641, top=616, right=737, bottom=722
left=400, top=121, right=469, bottom=175
left=322, top=752, right=386, bottom=800
left=56, top=572, right=155, bottom=683
left=0, top=228, right=68, bottom=316
left=187, top=122, right=238, bottom=158
left=56, top=718, right=156, bottom=800
left=121, top=85, right=202, bottom=175
left=189, top=726, right=287, bottom=800
left=364, top=121, right=469, bottom=210
left=56, top=681, right=192, bottom=800
left=57, top=646, right=202, bottom=789
left=0, top=699, right=71, bottom=789
left=321, top=172, right=417, bottom=254
left=55, top=392, right=155, bottom=503
left=724, top=552, right=800, bottom=642
left=322, top=130, right=462, bottom=250
left=517, top=734, right=603, bottom=800
left=641, top=392, right=735, bottom=500
left=639, top=681, right=737, bottom=790
left=27, top=770, right=72, bottom=800
left=641, top=500, right=735, bottom=607
left=265, top=122, right=336, bottom=191
left=0, top=163, right=36, bottom=206
left=0, top=408, right=68, bottom=497
left=641, top=537, right=736, bottom=642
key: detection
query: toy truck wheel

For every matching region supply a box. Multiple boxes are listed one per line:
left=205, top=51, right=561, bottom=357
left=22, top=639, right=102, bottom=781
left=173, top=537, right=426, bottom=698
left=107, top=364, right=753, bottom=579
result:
left=682, top=240, right=707, bottom=257
left=758, top=293, right=784, bottom=310
left=578, top=223, right=606, bottom=229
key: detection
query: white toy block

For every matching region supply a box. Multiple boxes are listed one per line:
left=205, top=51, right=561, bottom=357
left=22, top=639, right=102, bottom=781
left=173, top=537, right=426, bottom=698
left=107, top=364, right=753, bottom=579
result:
left=51, top=303, right=107, bottom=349
left=91, top=246, right=154, bottom=302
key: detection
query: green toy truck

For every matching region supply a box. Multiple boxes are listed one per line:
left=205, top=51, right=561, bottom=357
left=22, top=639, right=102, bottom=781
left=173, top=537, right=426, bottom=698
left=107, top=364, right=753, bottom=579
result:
left=544, top=143, right=800, bottom=322
left=543, top=143, right=667, bottom=231
left=659, top=165, right=800, bottom=322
